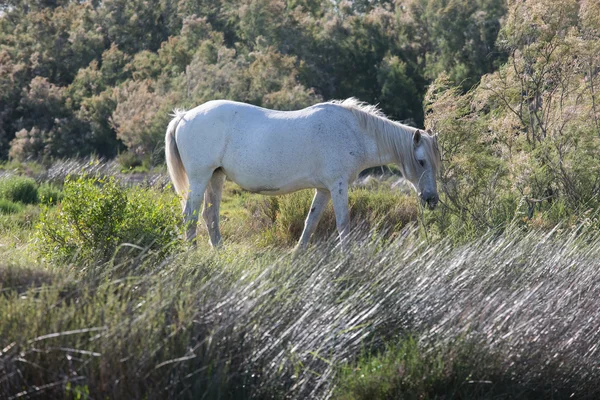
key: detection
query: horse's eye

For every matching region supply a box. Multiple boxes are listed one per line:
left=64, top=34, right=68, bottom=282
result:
left=418, top=160, right=425, bottom=167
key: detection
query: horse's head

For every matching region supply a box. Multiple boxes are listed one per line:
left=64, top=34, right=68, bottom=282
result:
left=406, top=129, right=441, bottom=210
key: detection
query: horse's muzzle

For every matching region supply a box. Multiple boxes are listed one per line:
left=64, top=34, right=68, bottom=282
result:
left=422, top=194, right=439, bottom=210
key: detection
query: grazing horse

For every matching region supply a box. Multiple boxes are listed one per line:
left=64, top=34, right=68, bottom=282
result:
left=165, top=98, right=441, bottom=248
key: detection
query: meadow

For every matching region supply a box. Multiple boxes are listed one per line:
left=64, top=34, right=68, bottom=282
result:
left=1, top=160, right=599, bottom=399
left=2, top=0, right=600, bottom=398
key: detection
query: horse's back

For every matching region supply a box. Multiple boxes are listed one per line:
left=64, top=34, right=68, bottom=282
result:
left=175, top=100, right=364, bottom=193
left=182, top=99, right=350, bottom=129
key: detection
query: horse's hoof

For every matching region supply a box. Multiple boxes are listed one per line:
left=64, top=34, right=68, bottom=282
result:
left=291, top=245, right=307, bottom=258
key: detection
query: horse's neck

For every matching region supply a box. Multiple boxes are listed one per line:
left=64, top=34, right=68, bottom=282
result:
left=360, top=127, right=401, bottom=169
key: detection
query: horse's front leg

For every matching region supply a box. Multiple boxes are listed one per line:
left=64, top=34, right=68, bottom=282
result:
left=296, top=188, right=331, bottom=250
left=330, top=180, right=350, bottom=245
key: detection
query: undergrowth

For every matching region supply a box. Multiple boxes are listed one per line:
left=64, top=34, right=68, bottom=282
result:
left=2, top=225, right=600, bottom=399
left=35, top=175, right=180, bottom=270
left=2, top=169, right=600, bottom=399
left=247, top=186, right=418, bottom=245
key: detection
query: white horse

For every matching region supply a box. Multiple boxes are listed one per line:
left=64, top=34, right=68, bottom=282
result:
left=165, top=98, right=441, bottom=248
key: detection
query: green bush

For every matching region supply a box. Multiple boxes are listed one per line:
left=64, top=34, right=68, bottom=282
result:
left=116, top=151, right=145, bottom=172
left=0, top=176, right=39, bottom=204
left=37, top=182, right=64, bottom=205
left=35, top=175, right=180, bottom=268
left=0, top=199, right=24, bottom=215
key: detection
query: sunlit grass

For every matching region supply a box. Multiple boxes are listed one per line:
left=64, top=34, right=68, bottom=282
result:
left=2, top=224, right=600, bottom=399
left=2, top=168, right=600, bottom=399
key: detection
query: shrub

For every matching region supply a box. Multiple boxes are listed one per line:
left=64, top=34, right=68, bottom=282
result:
left=0, top=175, right=39, bottom=204
left=36, top=175, right=180, bottom=268
left=116, top=151, right=144, bottom=171
left=0, top=199, right=23, bottom=215
left=37, top=183, right=63, bottom=205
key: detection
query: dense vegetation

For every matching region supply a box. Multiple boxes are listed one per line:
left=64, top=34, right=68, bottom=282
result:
left=2, top=0, right=599, bottom=235
left=2, top=0, right=600, bottom=398
left=2, top=168, right=600, bottom=399
left=2, top=171, right=600, bottom=398
left=0, top=0, right=506, bottom=163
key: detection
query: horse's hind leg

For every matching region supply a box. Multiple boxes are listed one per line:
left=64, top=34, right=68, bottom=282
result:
left=297, top=188, right=330, bottom=249
left=202, top=168, right=226, bottom=247
left=184, top=172, right=211, bottom=243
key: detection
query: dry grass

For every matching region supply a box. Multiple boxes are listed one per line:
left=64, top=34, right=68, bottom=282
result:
left=2, top=224, right=600, bottom=399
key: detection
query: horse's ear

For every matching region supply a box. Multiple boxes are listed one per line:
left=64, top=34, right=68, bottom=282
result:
left=426, top=128, right=433, bottom=135
left=413, top=130, right=422, bottom=147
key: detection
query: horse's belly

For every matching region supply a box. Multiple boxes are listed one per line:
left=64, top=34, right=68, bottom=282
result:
left=223, top=166, right=320, bottom=195
left=221, top=147, right=324, bottom=194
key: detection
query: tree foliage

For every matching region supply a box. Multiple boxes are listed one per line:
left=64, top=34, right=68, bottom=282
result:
left=427, top=0, right=600, bottom=237
left=0, top=0, right=508, bottom=161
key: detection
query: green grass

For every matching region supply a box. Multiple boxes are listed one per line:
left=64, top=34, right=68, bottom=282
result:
left=243, top=184, right=418, bottom=246
left=3, top=224, right=600, bottom=398
left=0, top=160, right=47, bottom=176
left=333, top=337, right=559, bottom=400
left=0, top=175, right=39, bottom=204
left=0, top=198, right=23, bottom=215
left=335, top=337, right=454, bottom=400
left=2, top=170, right=600, bottom=399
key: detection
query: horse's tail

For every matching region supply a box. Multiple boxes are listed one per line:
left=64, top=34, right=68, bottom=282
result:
left=165, top=109, right=188, bottom=208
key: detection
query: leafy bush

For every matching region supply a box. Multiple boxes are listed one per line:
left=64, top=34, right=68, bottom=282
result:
left=37, top=183, right=63, bottom=205
left=116, top=151, right=144, bottom=171
left=36, top=175, right=180, bottom=268
left=0, top=176, right=39, bottom=204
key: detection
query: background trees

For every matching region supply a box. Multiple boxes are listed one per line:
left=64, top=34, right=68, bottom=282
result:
left=426, top=0, right=600, bottom=236
left=0, top=0, right=507, bottom=161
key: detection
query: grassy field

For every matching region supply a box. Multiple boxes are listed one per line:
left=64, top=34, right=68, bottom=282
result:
left=1, top=162, right=599, bottom=399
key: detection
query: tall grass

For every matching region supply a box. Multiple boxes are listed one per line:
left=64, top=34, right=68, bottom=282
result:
left=0, top=176, right=38, bottom=204
left=249, top=187, right=418, bottom=245
left=2, top=224, right=600, bottom=399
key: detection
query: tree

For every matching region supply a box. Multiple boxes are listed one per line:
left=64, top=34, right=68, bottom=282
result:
left=399, top=0, right=507, bottom=91
left=10, top=77, right=91, bottom=160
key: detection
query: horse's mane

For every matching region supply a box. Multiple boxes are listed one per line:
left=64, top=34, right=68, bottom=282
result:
left=327, top=98, right=441, bottom=177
